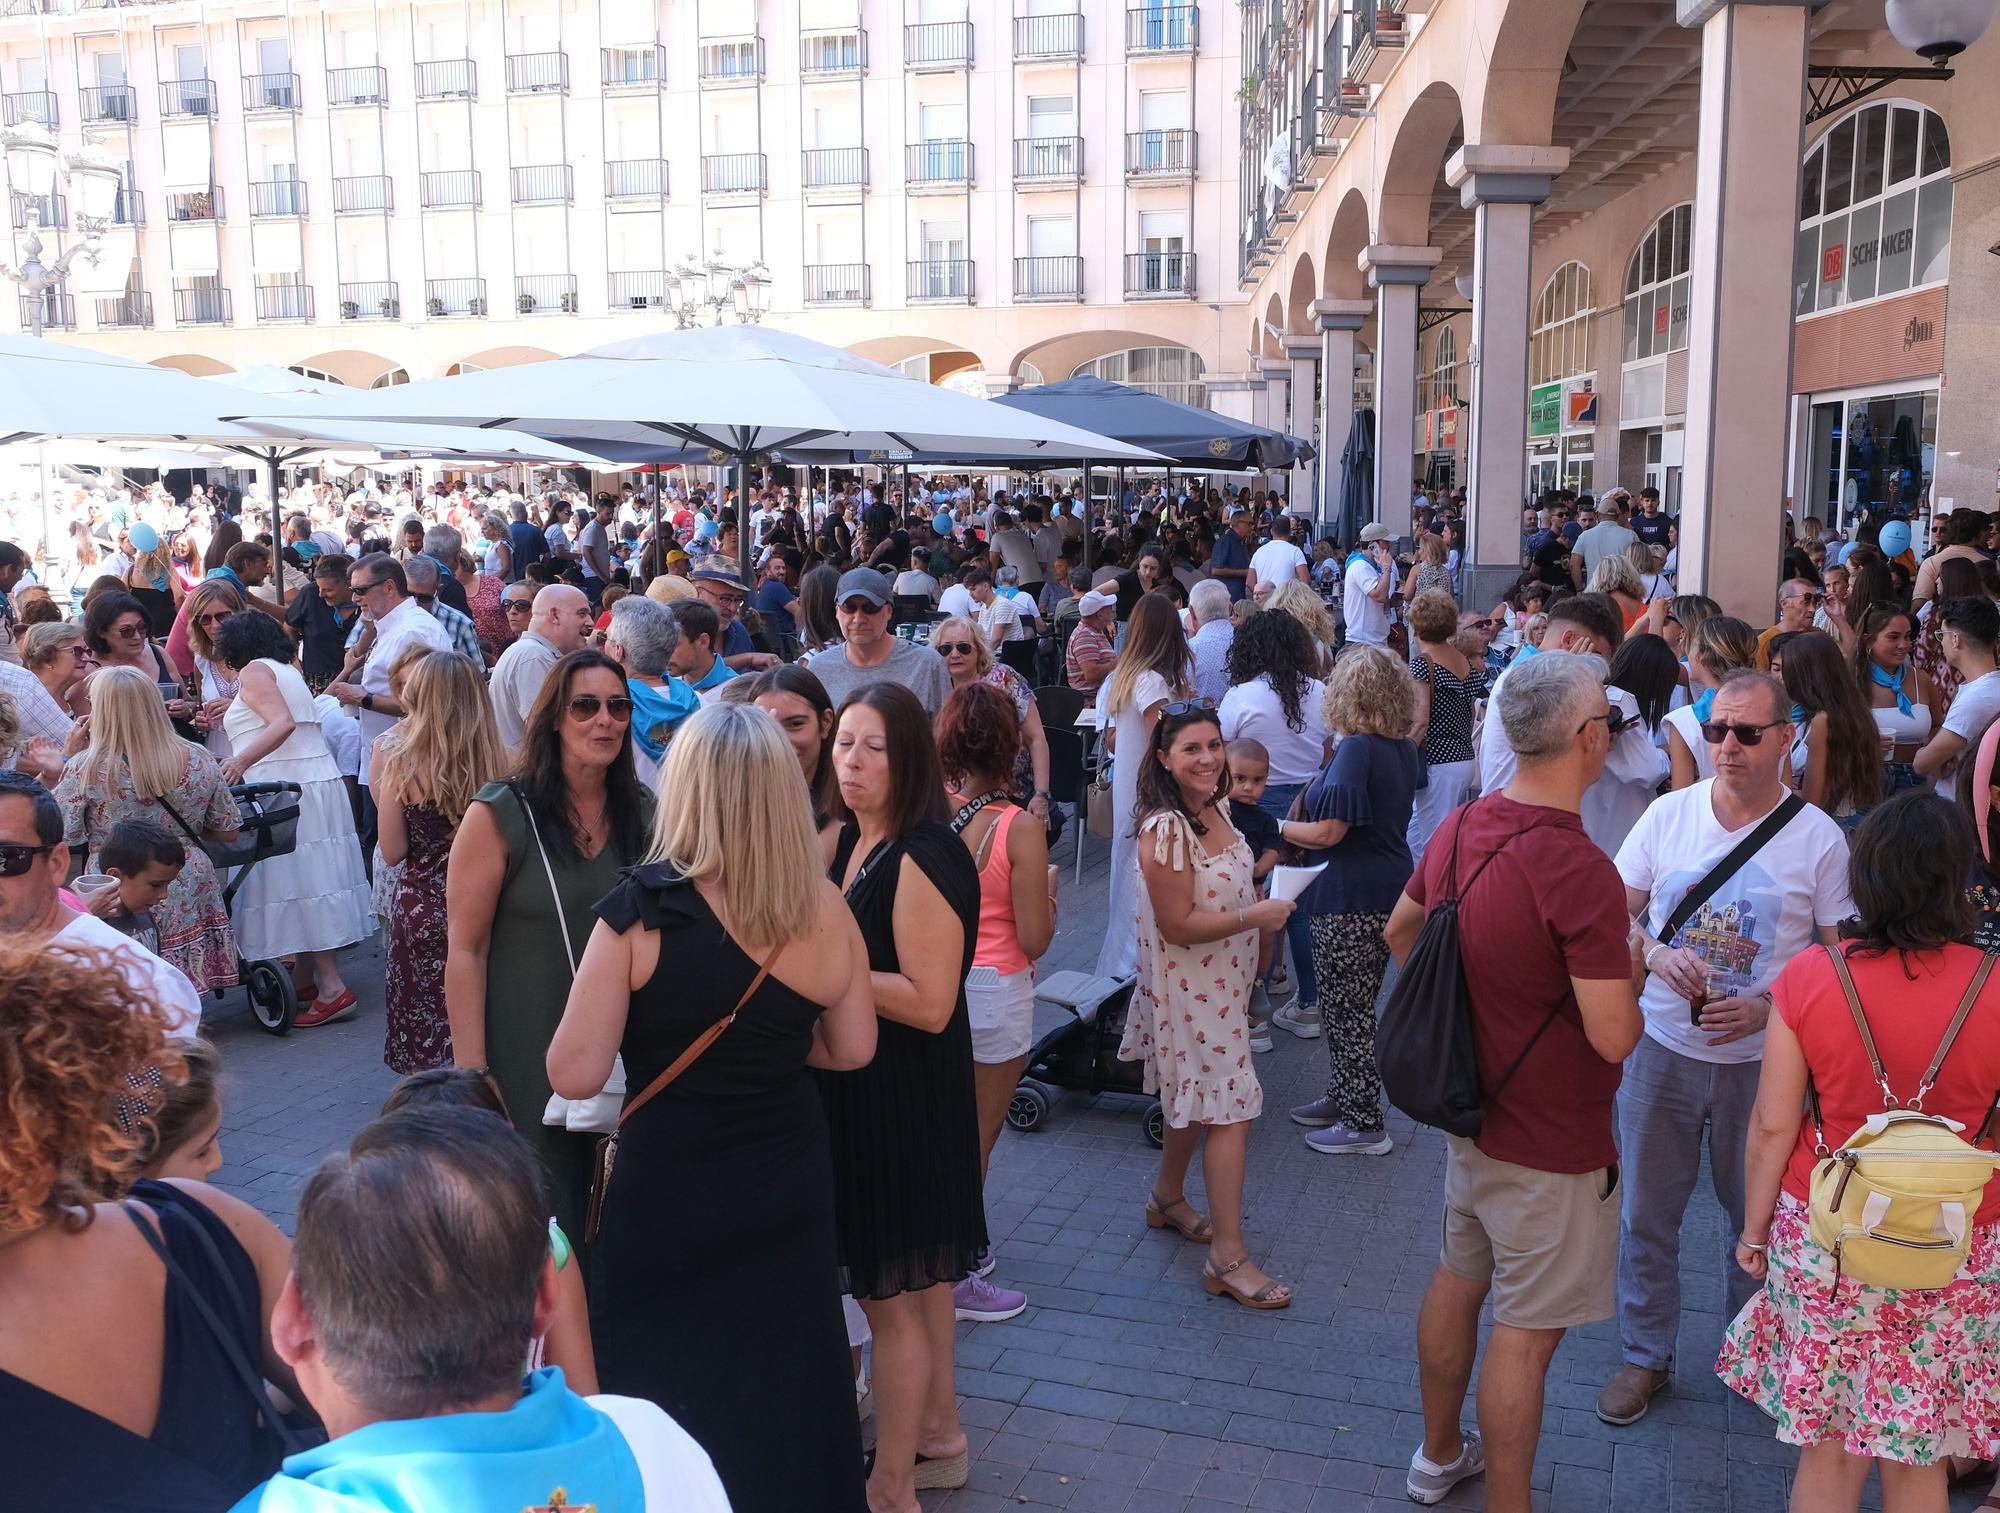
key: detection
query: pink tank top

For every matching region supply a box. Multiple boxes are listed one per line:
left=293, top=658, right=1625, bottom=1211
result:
left=972, top=803, right=1032, bottom=974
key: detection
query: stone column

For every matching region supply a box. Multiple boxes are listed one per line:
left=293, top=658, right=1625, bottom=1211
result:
left=1284, top=337, right=1320, bottom=519
left=1312, top=298, right=1370, bottom=532
left=1446, top=144, right=1570, bottom=609
left=1360, top=245, right=1441, bottom=538
left=1261, top=360, right=1293, bottom=494
left=1676, top=0, right=1808, bottom=621
left=1206, top=376, right=1264, bottom=429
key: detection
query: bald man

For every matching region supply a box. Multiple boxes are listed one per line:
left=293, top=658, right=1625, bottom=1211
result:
left=488, top=583, right=593, bottom=752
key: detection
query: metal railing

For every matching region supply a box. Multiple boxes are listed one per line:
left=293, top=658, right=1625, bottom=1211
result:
left=112, top=188, right=144, bottom=226
left=79, top=84, right=137, bottom=122
left=172, top=285, right=232, bottom=324
left=248, top=179, right=306, bottom=216
left=242, top=72, right=300, bottom=111
left=505, top=52, right=568, bottom=93
left=165, top=187, right=222, bottom=221
left=1013, top=13, right=1082, bottom=58
left=804, top=264, right=870, bottom=305
left=906, top=139, right=972, bottom=186
left=159, top=77, right=214, bottom=116
left=514, top=274, right=577, bottom=314
left=334, top=175, right=393, bottom=213
left=96, top=291, right=153, bottom=328
left=799, top=29, right=866, bottom=74
left=1126, top=4, right=1197, bottom=52
left=510, top=165, right=572, bottom=204
left=700, top=153, right=767, bottom=194
left=1125, top=250, right=1195, bottom=296
left=338, top=281, right=399, bottom=320
left=905, top=20, right=972, bottom=68
left=1126, top=128, right=1196, bottom=175
left=419, top=169, right=480, bottom=209
left=254, top=283, right=314, bottom=321
left=1, top=90, right=56, bottom=127
left=19, top=291, right=73, bottom=329
left=605, top=159, right=668, bottom=199
left=602, top=45, right=666, bottom=89
left=415, top=59, right=476, bottom=99
left=1013, top=136, right=1082, bottom=179
left=907, top=258, right=974, bottom=301
left=802, top=147, right=867, bottom=190
left=424, top=278, right=486, bottom=317
left=1015, top=255, right=1082, bottom=301
left=609, top=270, right=669, bottom=310
left=698, top=38, right=764, bottom=83
left=327, top=66, right=388, bottom=106
left=11, top=192, right=64, bottom=230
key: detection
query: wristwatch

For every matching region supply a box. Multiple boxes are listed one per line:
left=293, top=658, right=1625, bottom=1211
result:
left=360, top=692, right=376, bottom=713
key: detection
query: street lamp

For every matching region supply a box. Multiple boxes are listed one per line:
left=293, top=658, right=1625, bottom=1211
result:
left=660, top=258, right=772, bottom=327
left=1, top=124, right=125, bottom=337
left=1886, top=0, right=1997, bottom=61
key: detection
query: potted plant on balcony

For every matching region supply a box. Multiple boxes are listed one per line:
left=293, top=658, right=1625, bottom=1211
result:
left=380, top=297, right=397, bottom=319
left=560, top=290, right=578, bottom=314
left=427, top=296, right=446, bottom=317
left=340, top=299, right=360, bottom=320
left=468, top=296, right=486, bottom=316
left=517, top=292, right=536, bottom=314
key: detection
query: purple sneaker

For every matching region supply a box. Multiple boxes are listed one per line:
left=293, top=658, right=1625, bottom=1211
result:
left=953, top=1273, right=1027, bottom=1322
left=973, top=1248, right=997, bottom=1279
left=1305, top=1123, right=1393, bottom=1156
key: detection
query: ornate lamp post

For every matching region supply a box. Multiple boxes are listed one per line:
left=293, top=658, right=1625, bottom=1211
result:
left=1, top=124, right=125, bottom=337
left=661, top=259, right=772, bottom=328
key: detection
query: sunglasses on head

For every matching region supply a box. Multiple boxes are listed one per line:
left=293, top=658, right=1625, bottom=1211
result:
left=1163, top=697, right=1219, bottom=718
left=1701, top=719, right=1786, bottom=746
left=566, top=693, right=633, bottom=722
left=0, top=841, right=56, bottom=878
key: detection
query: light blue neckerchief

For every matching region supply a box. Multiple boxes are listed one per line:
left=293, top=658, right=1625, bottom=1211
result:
left=1870, top=661, right=1915, bottom=717
left=629, top=676, right=701, bottom=763
left=1691, top=687, right=1715, bottom=724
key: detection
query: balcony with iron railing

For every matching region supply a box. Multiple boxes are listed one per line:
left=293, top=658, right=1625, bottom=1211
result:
left=1126, top=128, right=1196, bottom=178
left=1013, top=136, right=1082, bottom=182
left=905, top=20, right=972, bottom=70
left=254, top=282, right=314, bottom=322
left=700, top=153, right=767, bottom=196
left=602, top=45, right=667, bottom=90
left=415, top=59, right=476, bottom=100
left=515, top=274, right=578, bottom=315
left=1015, top=255, right=1082, bottom=302
left=511, top=165, right=572, bottom=205
left=1127, top=4, right=1197, bottom=53
left=11, top=191, right=64, bottom=230
left=908, top=259, right=973, bottom=303
left=802, top=147, right=867, bottom=194
left=159, top=77, right=214, bottom=117
left=166, top=187, right=222, bottom=222
left=605, top=158, right=668, bottom=200
left=172, top=284, right=232, bottom=325
left=799, top=28, right=866, bottom=76
left=419, top=169, right=480, bottom=209
left=1014, top=13, right=1082, bottom=59
left=19, top=291, right=73, bottom=329
left=698, top=37, right=764, bottom=85
left=338, top=281, right=400, bottom=320
left=242, top=72, right=299, bottom=112
left=424, top=278, right=486, bottom=317
left=96, top=291, right=153, bottom=329
left=505, top=53, right=568, bottom=94
left=1, top=90, right=56, bottom=127
left=248, top=179, right=306, bottom=217
left=334, top=175, right=393, bottom=213
left=609, top=270, right=669, bottom=310
left=1125, top=249, right=1196, bottom=297
left=112, top=188, right=144, bottom=226
left=327, top=66, right=389, bottom=106
left=804, top=263, right=870, bottom=306
left=906, top=139, right=972, bottom=189
left=1346, top=0, right=1407, bottom=87
left=79, top=84, right=137, bottom=123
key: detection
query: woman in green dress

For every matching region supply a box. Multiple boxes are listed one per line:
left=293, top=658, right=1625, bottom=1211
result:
left=445, top=648, right=654, bottom=1240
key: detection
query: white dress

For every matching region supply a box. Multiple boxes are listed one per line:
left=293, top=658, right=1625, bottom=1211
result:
left=222, top=659, right=375, bottom=958
left=1093, top=668, right=1173, bottom=981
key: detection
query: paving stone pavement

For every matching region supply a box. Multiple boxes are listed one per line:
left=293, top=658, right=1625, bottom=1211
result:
left=202, top=835, right=1989, bottom=1513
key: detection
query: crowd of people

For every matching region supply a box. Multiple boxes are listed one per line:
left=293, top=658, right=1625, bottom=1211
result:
left=4, top=466, right=2000, bottom=1513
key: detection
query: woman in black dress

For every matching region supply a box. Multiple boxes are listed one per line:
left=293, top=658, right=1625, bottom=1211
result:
left=547, top=702, right=877, bottom=1512
left=819, top=682, right=985, bottom=1513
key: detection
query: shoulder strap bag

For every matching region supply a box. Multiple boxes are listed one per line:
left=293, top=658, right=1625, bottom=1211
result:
left=1655, top=793, right=1806, bottom=949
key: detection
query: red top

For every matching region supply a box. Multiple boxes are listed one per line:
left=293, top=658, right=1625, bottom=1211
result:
left=1776, top=940, right=2000, bottom=1226
left=1406, top=796, right=1634, bottom=1173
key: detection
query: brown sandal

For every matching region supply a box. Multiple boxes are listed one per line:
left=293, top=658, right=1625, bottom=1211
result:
left=1203, top=1256, right=1291, bottom=1310
left=1145, top=1192, right=1213, bottom=1242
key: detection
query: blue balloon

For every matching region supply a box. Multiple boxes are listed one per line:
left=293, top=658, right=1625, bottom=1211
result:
left=1879, top=520, right=1911, bottom=559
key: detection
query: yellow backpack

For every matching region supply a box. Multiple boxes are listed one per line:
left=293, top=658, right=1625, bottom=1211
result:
left=1808, top=945, right=2000, bottom=1291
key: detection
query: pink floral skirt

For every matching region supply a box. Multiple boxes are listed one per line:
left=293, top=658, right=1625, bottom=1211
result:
left=1716, top=1197, right=2000, bottom=1465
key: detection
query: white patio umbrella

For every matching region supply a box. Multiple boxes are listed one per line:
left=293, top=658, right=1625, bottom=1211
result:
left=225, top=325, right=1169, bottom=584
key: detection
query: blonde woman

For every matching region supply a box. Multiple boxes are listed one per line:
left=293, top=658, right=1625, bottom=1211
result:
left=928, top=615, right=1051, bottom=822
left=478, top=509, right=513, bottom=581
left=372, top=652, right=505, bottom=1072
left=182, top=579, right=247, bottom=759
left=548, top=703, right=876, bottom=1513
left=1663, top=614, right=1760, bottom=789
left=54, top=664, right=241, bottom=992
left=1266, top=578, right=1339, bottom=676
left=21, top=620, right=93, bottom=720
left=1586, top=553, right=1647, bottom=631
left=1409, top=533, right=1455, bottom=602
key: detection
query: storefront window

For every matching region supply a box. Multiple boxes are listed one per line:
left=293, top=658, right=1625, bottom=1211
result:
left=1806, top=389, right=1937, bottom=532
left=1623, top=205, right=1692, bottom=365
left=1419, top=326, right=1457, bottom=412
left=1531, top=262, right=1595, bottom=387
left=1796, top=102, right=1951, bottom=317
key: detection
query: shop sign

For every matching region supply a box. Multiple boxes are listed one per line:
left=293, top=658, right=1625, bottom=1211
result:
left=1529, top=381, right=1562, bottom=439
left=1437, top=407, right=1459, bottom=449
left=1822, top=242, right=1846, bottom=283
left=1565, top=382, right=1598, bottom=428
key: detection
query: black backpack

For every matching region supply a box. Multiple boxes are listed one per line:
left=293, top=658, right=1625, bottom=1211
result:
left=1375, top=804, right=1553, bottom=1138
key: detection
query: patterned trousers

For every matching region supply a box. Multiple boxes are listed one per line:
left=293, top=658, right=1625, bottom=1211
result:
left=1308, top=910, right=1393, bottom=1132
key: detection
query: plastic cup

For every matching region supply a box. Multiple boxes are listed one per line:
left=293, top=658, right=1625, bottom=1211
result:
left=73, top=873, right=118, bottom=904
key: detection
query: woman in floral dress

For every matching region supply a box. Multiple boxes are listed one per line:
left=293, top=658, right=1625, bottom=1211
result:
left=1119, top=698, right=1297, bottom=1311
left=371, top=652, right=504, bottom=1073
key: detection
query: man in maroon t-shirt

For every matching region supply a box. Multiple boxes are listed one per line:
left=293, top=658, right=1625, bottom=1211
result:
left=1384, top=651, right=1642, bottom=1511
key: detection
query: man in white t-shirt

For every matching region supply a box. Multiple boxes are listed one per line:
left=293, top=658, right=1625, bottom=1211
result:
left=966, top=568, right=1027, bottom=646
left=1916, top=596, right=2000, bottom=795
left=1341, top=524, right=1396, bottom=647
left=1247, top=515, right=1311, bottom=603
left=1601, top=671, right=1851, bottom=1428
left=0, top=773, right=203, bottom=1040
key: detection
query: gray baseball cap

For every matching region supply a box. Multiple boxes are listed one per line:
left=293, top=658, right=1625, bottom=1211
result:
left=834, top=567, right=892, bottom=607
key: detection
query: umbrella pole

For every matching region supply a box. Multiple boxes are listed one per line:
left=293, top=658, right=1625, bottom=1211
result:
left=268, top=452, right=285, bottom=610
left=1082, top=464, right=1092, bottom=579
left=651, top=462, right=662, bottom=586
left=736, top=454, right=752, bottom=589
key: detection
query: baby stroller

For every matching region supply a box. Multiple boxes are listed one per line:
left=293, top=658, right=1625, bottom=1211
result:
left=1008, top=971, right=1165, bottom=1148
left=202, top=781, right=306, bottom=1036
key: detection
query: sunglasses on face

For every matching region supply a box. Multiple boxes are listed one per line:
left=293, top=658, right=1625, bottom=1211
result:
left=197, top=611, right=231, bottom=626
left=1575, top=709, right=1633, bottom=738
left=0, top=841, right=56, bottom=877
left=1701, top=719, right=1786, bottom=746
left=838, top=599, right=886, bottom=615
left=503, top=599, right=534, bottom=612
left=566, top=693, right=633, bottom=723
left=937, top=641, right=978, bottom=656
left=111, top=621, right=148, bottom=639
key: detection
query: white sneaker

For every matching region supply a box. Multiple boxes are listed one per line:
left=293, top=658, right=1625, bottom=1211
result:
left=1249, top=1023, right=1274, bottom=1054
left=1271, top=1001, right=1321, bottom=1039
left=1407, top=1428, right=1483, bottom=1504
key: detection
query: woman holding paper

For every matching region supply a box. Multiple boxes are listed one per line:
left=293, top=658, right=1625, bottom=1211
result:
left=1274, top=647, right=1421, bottom=1156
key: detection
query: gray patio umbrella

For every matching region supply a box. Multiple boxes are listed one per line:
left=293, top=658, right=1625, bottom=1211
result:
left=1335, top=408, right=1376, bottom=551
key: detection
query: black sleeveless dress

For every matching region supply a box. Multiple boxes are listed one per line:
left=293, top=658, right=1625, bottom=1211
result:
left=588, top=864, right=865, bottom=1513
left=817, top=822, right=987, bottom=1299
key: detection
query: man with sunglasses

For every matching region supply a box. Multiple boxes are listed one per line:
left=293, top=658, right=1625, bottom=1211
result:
left=1753, top=579, right=1823, bottom=668
left=1599, top=670, right=1851, bottom=1429
left=489, top=583, right=592, bottom=753
left=807, top=568, right=951, bottom=716
left=326, top=554, right=453, bottom=792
